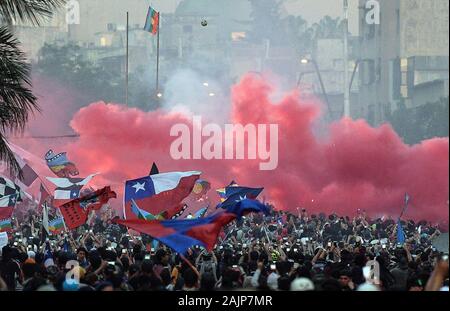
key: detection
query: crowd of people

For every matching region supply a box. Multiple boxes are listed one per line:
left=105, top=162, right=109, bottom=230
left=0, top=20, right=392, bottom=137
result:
left=0, top=206, right=448, bottom=291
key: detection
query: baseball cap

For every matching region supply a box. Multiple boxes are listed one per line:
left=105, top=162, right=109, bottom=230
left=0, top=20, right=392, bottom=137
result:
left=290, top=278, right=314, bottom=291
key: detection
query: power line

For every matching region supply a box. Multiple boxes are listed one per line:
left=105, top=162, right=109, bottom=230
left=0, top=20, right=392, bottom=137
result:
left=6, top=134, right=80, bottom=139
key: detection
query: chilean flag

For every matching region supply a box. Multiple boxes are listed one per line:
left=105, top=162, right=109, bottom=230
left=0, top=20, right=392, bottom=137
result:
left=123, top=171, right=201, bottom=220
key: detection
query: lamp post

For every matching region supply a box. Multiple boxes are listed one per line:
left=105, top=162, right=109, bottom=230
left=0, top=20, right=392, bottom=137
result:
left=300, top=58, right=332, bottom=116
left=343, top=0, right=350, bottom=118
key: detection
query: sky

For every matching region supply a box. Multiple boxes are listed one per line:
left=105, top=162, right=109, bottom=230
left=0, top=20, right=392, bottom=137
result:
left=151, top=0, right=360, bottom=34
left=282, top=0, right=360, bottom=34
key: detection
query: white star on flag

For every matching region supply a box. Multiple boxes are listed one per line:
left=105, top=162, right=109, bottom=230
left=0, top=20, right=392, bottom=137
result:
left=236, top=195, right=247, bottom=202
left=132, top=182, right=146, bottom=193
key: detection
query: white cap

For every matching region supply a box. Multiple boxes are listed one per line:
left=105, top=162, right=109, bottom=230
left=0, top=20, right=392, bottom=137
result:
left=290, top=278, right=314, bottom=291
left=357, top=282, right=380, bottom=291
left=27, top=251, right=36, bottom=259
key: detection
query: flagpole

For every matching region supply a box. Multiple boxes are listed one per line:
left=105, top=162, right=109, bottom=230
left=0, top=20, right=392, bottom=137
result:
left=126, top=11, right=129, bottom=107
left=399, top=193, right=409, bottom=219
left=156, top=12, right=160, bottom=94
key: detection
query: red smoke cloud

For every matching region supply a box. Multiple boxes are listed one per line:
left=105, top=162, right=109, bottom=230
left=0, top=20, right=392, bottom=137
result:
left=14, top=75, right=449, bottom=225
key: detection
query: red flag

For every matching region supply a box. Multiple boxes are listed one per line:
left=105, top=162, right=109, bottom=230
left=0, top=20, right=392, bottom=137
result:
left=59, top=186, right=116, bottom=230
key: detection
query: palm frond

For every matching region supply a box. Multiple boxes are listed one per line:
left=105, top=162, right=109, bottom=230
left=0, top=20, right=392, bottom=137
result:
left=0, top=26, right=38, bottom=178
left=0, top=26, right=39, bottom=133
left=0, top=0, right=67, bottom=26
left=0, top=134, right=21, bottom=179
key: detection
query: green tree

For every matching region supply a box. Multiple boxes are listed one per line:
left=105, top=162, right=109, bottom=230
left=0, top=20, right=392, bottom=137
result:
left=388, top=97, right=449, bottom=145
left=311, top=16, right=344, bottom=40
left=248, top=0, right=287, bottom=45
left=0, top=0, right=66, bottom=176
left=36, top=43, right=125, bottom=104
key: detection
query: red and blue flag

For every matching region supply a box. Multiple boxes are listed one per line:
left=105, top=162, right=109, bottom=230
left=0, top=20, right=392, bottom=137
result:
left=115, top=198, right=269, bottom=254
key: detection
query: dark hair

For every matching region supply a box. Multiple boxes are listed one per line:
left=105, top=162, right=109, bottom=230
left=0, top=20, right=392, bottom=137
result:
left=154, top=249, right=167, bottom=264
left=141, top=259, right=154, bottom=274
left=199, top=272, right=216, bottom=291
left=277, top=276, right=291, bottom=291
left=77, top=247, right=87, bottom=255
left=22, top=262, right=38, bottom=279
left=183, top=268, right=198, bottom=288
left=160, top=268, right=171, bottom=287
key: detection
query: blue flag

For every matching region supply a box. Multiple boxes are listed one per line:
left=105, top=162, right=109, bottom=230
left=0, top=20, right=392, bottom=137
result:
left=217, top=186, right=264, bottom=209
left=397, top=218, right=406, bottom=245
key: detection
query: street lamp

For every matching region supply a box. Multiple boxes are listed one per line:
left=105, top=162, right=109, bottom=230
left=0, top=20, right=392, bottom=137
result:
left=203, top=82, right=209, bottom=87
left=156, top=92, right=163, bottom=98
left=300, top=57, right=332, bottom=116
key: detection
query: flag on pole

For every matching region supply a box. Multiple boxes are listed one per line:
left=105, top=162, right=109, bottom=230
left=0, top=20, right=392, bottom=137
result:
left=59, top=186, right=116, bottom=230
left=144, top=6, right=159, bottom=35
left=0, top=218, right=12, bottom=232
left=216, top=185, right=264, bottom=210
left=42, top=202, right=50, bottom=234
left=45, top=149, right=79, bottom=178
left=46, top=174, right=97, bottom=206
left=15, top=156, right=38, bottom=187
left=123, top=171, right=200, bottom=220
left=131, top=199, right=158, bottom=220
left=115, top=198, right=269, bottom=254
left=0, top=176, right=24, bottom=219
left=48, top=217, right=65, bottom=234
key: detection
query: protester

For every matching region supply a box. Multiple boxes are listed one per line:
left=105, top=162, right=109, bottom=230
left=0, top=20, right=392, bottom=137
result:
left=0, top=205, right=448, bottom=291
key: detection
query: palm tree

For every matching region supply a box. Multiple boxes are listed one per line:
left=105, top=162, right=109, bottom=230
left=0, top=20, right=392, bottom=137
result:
left=0, top=0, right=66, bottom=177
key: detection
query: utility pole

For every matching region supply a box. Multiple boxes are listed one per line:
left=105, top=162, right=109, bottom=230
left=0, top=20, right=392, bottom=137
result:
left=343, top=0, right=350, bottom=118
left=126, top=12, right=129, bottom=107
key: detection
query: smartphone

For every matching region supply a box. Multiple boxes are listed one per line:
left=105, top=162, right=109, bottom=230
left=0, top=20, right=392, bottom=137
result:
left=327, top=242, right=332, bottom=247
left=232, top=265, right=238, bottom=268
left=107, top=261, right=115, bottom=266
left=122, top=249, right=127, bottom=254
left=293, top=248, right=298, bottom=252
left=243, top=244, right=247, bottom=248
left=89, top=230, right=93, bottom=233
left=382, top=244, right=387, bottom=249
left=13, top=242, right=18, bottom=246
left=144, top=255, right=151, bottom=260
left=270, top=264, right=276, bottom=270
left=286, top=248, right=291, bottom=252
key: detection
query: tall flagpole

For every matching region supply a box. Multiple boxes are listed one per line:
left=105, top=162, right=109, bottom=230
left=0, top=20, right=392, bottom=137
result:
left=156, top=12, right=160, bottom=93
left=126, top=11, right=129, bottom=107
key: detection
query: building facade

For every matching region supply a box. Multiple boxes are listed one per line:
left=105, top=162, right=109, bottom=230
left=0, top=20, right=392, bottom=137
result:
left=358, top=0, right=449, bottom=125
